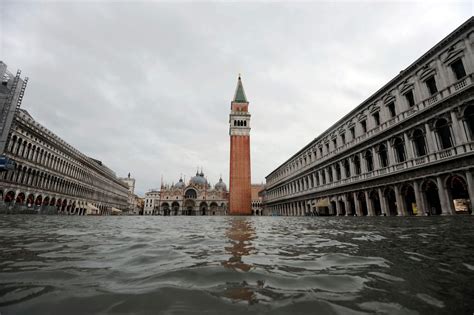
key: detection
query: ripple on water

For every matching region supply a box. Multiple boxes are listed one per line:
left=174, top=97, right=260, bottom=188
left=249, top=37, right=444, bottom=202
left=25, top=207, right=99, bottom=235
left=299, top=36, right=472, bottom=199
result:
left=0, top=215, right=473, bottom=314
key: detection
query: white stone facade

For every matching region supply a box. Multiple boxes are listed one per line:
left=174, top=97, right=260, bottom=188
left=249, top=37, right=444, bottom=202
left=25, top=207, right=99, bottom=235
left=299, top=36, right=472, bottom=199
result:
left=144, top=171, right=228, bottom=215
left=264, top=18, right=474, bottom=217
left=0, top=63, right=129, bottom=215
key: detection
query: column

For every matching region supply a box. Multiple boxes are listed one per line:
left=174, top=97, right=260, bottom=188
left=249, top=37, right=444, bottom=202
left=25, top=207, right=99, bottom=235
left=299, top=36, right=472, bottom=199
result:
left=450, top=110, right=467, bottom=144
left=413, top=181, right=425, bottom=216
left=344, top=196, right=351, bottom=216
left=365, top=190, right=375, bottom=216
left=403, top=133, right=414, bottom=160
left=353, top=192, right=361, bottom=216
left=335, top=197, right=341, bottom=216
left=378, top=188, right=388, bottom=216
left=312, top=173, right=318, bottom=187
left=424, top=123, right=436, bottom=153
left=394, top=185, right=406, bottom=216
left=436, top=176, right=452, bottom=215
left=387, top=140, right=396, bottom=166
left=465, top=171, right=474, bottom=215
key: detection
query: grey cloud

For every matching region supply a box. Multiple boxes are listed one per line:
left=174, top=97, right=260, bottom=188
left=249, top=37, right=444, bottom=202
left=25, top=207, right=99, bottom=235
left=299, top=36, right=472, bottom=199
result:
left=1, top=1, right=470, bottom=195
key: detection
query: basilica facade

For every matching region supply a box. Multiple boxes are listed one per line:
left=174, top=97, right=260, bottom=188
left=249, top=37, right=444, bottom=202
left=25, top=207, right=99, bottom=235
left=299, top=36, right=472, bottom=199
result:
left=264, top=18, right=474, bottom=217
left=143, top=170, right=228, bottom=215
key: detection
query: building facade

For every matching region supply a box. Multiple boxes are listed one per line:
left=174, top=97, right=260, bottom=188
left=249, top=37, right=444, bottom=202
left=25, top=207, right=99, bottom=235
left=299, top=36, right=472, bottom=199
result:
left=119, top=173, right=137, bottom=213
left=143, top=171, right=228, bottom=215
left=229, top=75, right=252, bottom=215
left=264, top=18, right=474, bottom=217
left=251, top=184, right=264, bottom=215
left=0, top=62, right=129, bottom=215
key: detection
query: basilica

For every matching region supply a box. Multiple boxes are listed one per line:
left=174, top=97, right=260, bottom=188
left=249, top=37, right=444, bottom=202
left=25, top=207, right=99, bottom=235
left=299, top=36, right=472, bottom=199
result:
left=143, top=170, right=228, bottom=215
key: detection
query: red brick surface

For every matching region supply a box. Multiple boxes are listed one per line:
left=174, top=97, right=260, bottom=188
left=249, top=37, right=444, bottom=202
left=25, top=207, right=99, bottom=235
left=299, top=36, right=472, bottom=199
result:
left=229, top=135, right=251, bottom=215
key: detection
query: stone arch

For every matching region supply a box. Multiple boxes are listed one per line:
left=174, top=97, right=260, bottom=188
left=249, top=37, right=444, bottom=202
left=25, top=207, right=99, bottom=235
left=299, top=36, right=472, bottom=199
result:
left=184, top=188, right=197, bottom=199
left=377, top=143, right=389, bottom=167
left=16, top=192, right=25, bottom=205
left=338, top=198, right=346, bottom=216
left=171, top=201, right=180, bottom=215
left=400, top=184, right=416, bottom=216
left=43, top=196, right=50, bottom=206
left=365, top=150, right=374, bottom=172
left=200, top=201, right=208, bottom=215
left=384, top=187, right=398, bottom=216
left=392, top=137, right=406, bottom=163
left=445, top=174, right=471, bottom=214
left=369, top=190, right=382, bottom=216
left=35, top=195, right=43, bottom=207
left=5, top=191, right=15, bottom=203
left=184, top=199, right=195, bottom=215
left=343, top=159, right=351, bottom=177
left=210, top=202, right=218, bottom=215
left=356, top=192, right=368, bottom=216
left=421, top=180, right=442, bottom=215
left=353, top=155, right=361, bottom=175
left=412, top=128, right=427, bottom=156
left=346, top=193, right=356, bottom=215
left=434, top=118, right=453, bottom=149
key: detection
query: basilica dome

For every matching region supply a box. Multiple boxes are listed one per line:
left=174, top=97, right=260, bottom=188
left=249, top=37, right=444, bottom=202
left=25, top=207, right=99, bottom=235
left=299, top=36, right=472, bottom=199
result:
left=174, top=178, right=186, bottom=189
left=190, top=171, right=208, bottom=186
left=214, top=177, right=227, bottom=191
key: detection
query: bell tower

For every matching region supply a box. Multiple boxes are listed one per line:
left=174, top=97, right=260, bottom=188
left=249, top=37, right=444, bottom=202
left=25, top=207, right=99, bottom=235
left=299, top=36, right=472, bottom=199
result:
left=229, top=75, right=252, bottom=215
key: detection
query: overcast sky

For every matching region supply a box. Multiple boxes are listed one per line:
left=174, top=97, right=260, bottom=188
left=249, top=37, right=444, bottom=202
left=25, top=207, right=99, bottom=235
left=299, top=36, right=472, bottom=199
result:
left=1, top=1, right=471, bottom=195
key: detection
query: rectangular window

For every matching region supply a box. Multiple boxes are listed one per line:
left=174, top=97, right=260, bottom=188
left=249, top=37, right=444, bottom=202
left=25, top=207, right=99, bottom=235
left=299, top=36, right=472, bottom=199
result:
left=326, top=143, right=329, bottom=153
left=405, top=90, right=415, bottom=107
left=361, top=120, right=367, bottom=133
left=319, top=147, right=323, bottom=156
left=332, top=138, right=337, bottom=149
left=341, top=133, right=346, bottom=144
left=387, top=102, right=396, bottom=118
left=373, top=112, right=380, bottom=126
left=350, top=127, right=355, bottom=139
left=425, top=76, right=438, bottom=96
left=451, top=59, right=466, bottom=80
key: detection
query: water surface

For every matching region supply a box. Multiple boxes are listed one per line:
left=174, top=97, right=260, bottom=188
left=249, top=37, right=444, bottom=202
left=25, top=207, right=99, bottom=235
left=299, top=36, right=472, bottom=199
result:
left=0, top=215, right=473, bottom=314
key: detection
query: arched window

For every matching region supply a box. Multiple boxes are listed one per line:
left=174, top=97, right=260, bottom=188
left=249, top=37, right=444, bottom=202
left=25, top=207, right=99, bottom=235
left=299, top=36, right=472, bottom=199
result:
left=412, top=129, right=427, bottom=156
left=335, top=163, right=341, bottom=181
left=435, top=119, right=453, bottom=149
left=344, top=159, right=351, bottom=177
left=464, top=105, right=474, bottom=140
left=354, top=155, right=361, bottom=175
left=365, top=150, right=373, bottom=172
left=393, top=137, right=406, bottom=162
left=378, top=144, right=389, bottom=167
left=184, top=189, right=197, bottom=199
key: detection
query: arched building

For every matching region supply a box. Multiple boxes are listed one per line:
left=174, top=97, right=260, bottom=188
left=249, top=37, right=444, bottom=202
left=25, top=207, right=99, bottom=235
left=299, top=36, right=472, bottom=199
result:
left=0, top=62, right=129, bottom=215
left=263, top=18, right=474, bottom=217
left=144, top=171, right=228, bottom=215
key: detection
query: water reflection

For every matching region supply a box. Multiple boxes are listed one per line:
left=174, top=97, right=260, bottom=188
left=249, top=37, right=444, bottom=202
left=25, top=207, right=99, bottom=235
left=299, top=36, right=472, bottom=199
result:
left=221, top=217, right=259, bottom=303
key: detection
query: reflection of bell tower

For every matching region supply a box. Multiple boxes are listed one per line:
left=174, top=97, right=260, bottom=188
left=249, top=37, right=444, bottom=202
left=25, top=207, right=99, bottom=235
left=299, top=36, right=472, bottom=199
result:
left=229, top=75, right=252, bottom=215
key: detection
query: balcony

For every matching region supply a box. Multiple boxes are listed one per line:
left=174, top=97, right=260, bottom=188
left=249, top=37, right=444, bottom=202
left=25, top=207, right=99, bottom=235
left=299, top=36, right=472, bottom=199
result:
left=267, top=142, right=474, bottom=203
left=267, top=74, right=473, bottom=189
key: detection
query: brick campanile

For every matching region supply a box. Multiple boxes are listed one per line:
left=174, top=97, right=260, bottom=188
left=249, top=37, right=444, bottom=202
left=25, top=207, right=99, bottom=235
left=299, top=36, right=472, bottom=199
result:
left=229, top=75, right=252, bottom=215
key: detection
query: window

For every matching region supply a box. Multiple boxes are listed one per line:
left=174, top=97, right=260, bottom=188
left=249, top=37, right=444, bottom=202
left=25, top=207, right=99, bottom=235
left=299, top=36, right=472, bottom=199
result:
left=393, top=138, right=406, bottom=162
left=412, top=129, right=427, bottom=156
left=373, top=112, right=380, bottom=126
left=451, top=59, right=466, bottom=80
left=326, top=143, right=329, bottom=153
left=378, top=144, right=389, bottom=167
left=332, top=138, right=337, bottom=149
left=465, top=106, right=474, bottom=139
left=344, top=159, right=351, bottom=177
left=361, top=120, right=367, bottom=133
left=328, top=168, right=333, bottom=182
left=405, top=90, right=415, bottom=107
left=425, top=76, right=438, bottom=96
left=365, top=150, right=373, bottom=172
left=350, top=127, right=355, bottom=139
left=319, top=147, right=323, bottom=157
left=387, top=102, right=396, bottom=118
left=341, top=133, right=346, bottom=144
left=335, top=164, right=341, bottom=180
left=354, top=155, right=361, bottom=175
left=435, top=119, right=453, bottom=149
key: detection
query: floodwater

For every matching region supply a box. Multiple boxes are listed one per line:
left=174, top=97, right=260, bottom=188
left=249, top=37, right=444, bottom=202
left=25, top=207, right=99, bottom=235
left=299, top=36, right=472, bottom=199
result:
left=0, top=215, right=473, bottom=314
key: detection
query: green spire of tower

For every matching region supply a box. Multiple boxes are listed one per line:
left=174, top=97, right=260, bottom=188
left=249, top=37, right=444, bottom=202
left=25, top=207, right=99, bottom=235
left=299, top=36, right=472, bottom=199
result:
left=233, top=74, right=248, bottom=102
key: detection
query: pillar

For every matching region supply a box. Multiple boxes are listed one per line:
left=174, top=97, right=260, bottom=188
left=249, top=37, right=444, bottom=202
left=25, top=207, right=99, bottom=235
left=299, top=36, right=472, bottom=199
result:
left=335, top=197, right=341, bottom=216
left=394, top=185, right=406, bottom=216
left=466, top=171, right=474, bottom=215
left=451, top=110, right=467, bottom=144
left=436, top=176, right=452, bottom=215
left=353, top=192, right=361, bottom=216
left=365, top=190, right=375, bottom=216
left=424, top=123, right=436, bottom=153
left=378, top=188, right=388, bottom=216
left=413, top=181, right=425, bottom=216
